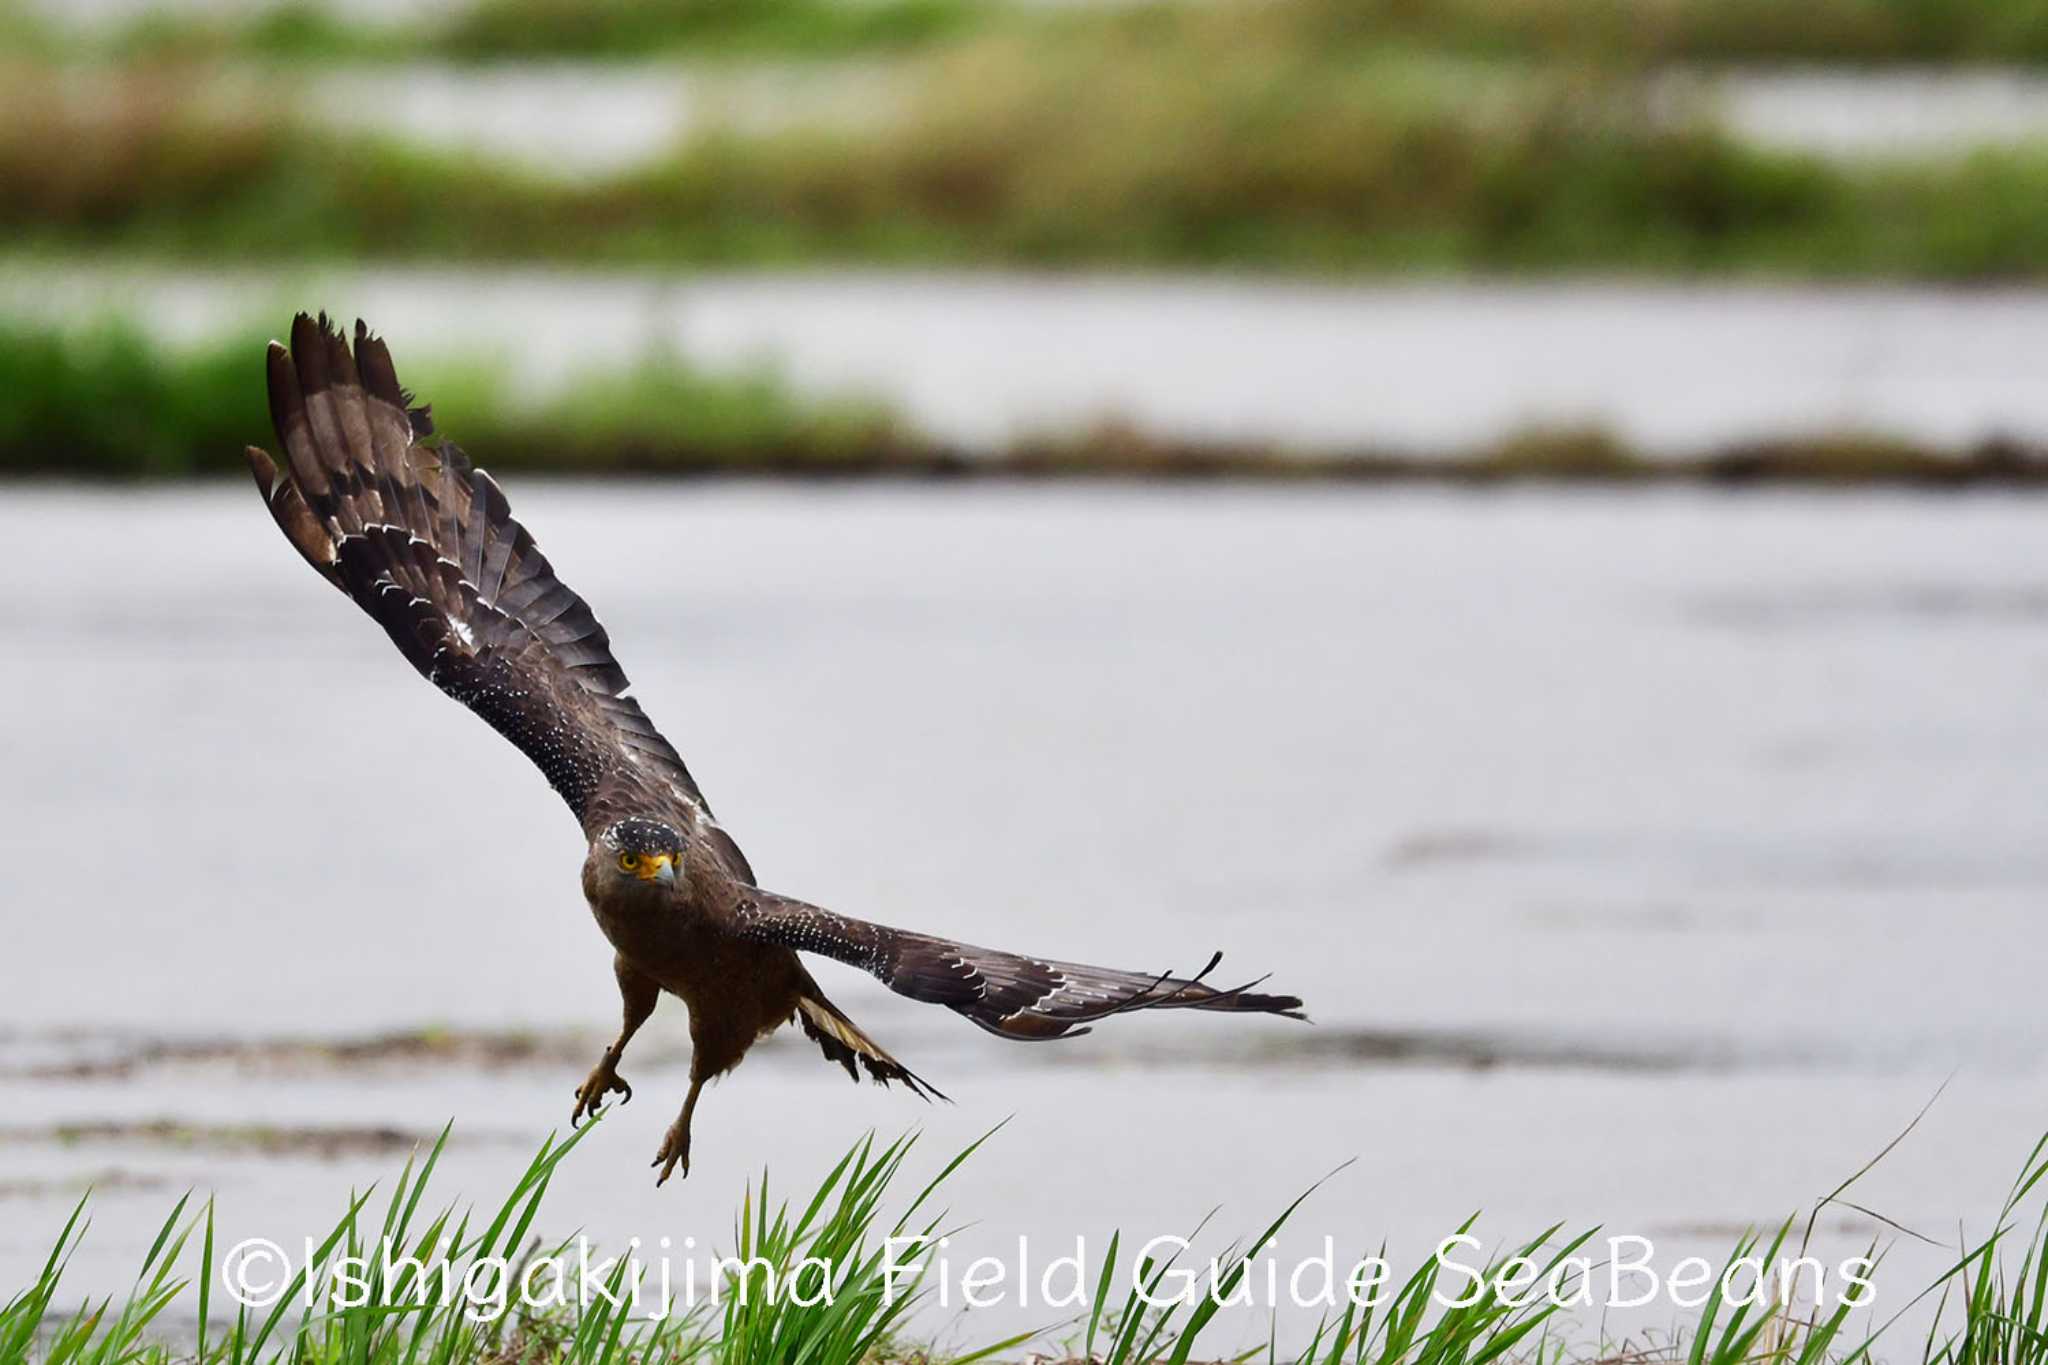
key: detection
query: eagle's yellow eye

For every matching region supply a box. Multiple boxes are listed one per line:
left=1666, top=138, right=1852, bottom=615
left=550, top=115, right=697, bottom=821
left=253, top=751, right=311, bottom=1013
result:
left=618, top=852, right=638, bottom=873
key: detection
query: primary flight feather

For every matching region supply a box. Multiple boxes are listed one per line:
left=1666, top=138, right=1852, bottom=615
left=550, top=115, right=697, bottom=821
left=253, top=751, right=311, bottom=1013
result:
left=245, top=314, right=1305, bottom=1184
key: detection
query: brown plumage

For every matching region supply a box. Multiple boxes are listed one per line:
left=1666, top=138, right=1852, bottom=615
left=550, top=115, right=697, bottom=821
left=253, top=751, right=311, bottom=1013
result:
left=246, top=314, right=1306, bottom=1184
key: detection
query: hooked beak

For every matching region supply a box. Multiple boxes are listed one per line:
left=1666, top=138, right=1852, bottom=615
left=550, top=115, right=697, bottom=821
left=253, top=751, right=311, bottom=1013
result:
left=634, top=853, right=677, bottom=885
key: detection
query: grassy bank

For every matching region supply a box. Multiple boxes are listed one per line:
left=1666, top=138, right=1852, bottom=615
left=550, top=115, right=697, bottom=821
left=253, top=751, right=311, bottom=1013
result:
left=9, top=1124, right=2048, bottom=1364
left=6, top=319, right=2046, bottom=484
left=25, top=0, right=2048, bottom=66
left=0, top=320, right=904, bottom=479
left=14, top=44, right=2048, bottom=280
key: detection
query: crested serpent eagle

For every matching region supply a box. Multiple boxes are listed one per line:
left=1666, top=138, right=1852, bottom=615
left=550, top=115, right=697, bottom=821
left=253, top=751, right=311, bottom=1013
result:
left=244, top=314, right=1305, bottom=1184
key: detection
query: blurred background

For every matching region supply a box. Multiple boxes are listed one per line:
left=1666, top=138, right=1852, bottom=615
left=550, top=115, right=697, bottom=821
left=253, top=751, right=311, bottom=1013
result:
left=4, top=0, right=2048, bottom=1350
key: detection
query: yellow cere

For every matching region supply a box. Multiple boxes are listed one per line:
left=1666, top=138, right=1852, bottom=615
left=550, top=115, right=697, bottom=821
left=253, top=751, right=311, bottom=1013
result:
left=619, top=851, right=673, bottom=881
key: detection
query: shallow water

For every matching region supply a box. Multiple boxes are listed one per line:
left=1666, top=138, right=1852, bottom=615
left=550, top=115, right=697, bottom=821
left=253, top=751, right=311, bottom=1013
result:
left=1676, top=67, right=2048, bottom=155
left=2, top=483, right=2045, bottom=1344
left=16, top=266, right=2048, bottom=457
left=292, top=63, right=904, bottom=177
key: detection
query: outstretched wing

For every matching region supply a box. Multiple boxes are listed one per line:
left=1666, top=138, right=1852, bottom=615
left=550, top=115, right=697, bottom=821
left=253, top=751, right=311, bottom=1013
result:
left=245, top=313, right=738, bottom=861
left=732, top=893, right=1305, bottom=1041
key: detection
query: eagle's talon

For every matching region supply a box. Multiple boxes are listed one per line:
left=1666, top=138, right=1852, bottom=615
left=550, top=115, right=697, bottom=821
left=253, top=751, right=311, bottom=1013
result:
left=571, top=1054, right=631, bottom=1127
left=651, top=1122, right=691, bottom=1185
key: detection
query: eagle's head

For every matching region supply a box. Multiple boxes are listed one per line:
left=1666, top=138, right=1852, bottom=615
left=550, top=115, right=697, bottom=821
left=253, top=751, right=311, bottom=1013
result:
left=594, top=817, right=688, bottom=895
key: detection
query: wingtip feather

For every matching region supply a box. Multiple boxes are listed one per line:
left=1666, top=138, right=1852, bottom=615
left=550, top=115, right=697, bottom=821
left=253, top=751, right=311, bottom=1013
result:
left=243, top=443, right=280, bottom=493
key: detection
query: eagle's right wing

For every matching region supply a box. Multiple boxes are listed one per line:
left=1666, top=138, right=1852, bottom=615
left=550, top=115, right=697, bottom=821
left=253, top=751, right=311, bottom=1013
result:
left=246, top=314, right=740, bottom=865
left=731, top=892, right=1305, bottom=1041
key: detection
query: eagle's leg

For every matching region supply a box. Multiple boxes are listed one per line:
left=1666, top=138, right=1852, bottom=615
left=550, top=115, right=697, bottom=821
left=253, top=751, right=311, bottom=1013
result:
left=652, top=1075, right=704, bottom=1186
left=653, top=993, right=753, bottom=1185
left=572, top=956, right=660, bottom=1127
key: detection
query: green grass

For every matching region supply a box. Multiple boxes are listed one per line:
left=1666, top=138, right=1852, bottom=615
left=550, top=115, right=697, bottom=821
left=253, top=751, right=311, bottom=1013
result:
left=0, top=1127, right=1021, bottom=1365
left=10, top=1125, right=2048, bottom=1365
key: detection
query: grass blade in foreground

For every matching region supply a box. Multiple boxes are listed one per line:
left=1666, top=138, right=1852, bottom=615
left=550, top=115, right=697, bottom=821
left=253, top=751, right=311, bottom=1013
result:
left=9, top=1126, right=2048, bottom=1364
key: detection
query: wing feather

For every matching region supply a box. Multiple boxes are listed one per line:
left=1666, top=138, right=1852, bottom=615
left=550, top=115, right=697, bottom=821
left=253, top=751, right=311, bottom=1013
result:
left=731, top=893, right=1306, bottom=1042
left=245, top=312, right=729, bottom=850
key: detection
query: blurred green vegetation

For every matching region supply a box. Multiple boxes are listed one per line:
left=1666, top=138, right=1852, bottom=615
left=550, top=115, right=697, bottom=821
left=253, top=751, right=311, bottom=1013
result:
left=0, top=322, right=267, bottom=478
left=434, top=0, right=978, bottom=59
left=13, top=44, right=2048, bottom=279
left=0, top=320, right=904, bottom=477
left=5, top=0, right=988, bottom=61
left=9, top=0, right=2048, bottom=277
left=1233, top=0, right=2048, bottom=65
left=20, top=0, right=2048, bottom=65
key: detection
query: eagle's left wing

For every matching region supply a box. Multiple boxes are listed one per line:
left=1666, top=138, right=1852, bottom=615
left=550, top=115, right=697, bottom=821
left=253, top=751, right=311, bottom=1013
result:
left=245, top=314, right=741, bottom=867
left=730, top=891, right=1306, bottom=1041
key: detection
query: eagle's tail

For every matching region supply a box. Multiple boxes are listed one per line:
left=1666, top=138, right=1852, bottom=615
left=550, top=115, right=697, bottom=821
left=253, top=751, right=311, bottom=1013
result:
left=795, top=986, right=948, bottom=1103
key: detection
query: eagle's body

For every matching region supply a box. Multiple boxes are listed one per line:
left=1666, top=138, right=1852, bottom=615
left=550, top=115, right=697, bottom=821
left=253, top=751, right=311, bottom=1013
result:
left=246, top=315, right=1303, bottom=1182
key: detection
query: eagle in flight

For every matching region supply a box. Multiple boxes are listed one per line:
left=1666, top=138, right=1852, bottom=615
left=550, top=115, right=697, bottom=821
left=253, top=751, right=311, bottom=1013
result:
left=245, top=315, right=1305, bottom=1184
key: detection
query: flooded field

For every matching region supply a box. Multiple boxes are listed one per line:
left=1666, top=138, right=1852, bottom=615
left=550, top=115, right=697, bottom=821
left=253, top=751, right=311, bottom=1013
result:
left=3, top=482, right=2045, bottom=1344
left=15, top=267, right=2048, bottom=458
